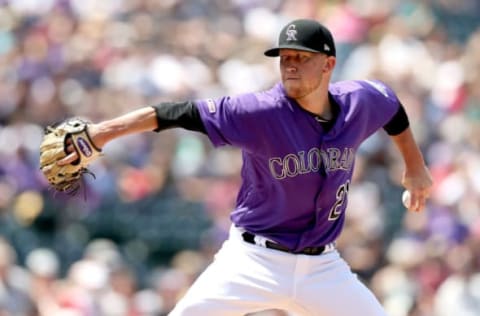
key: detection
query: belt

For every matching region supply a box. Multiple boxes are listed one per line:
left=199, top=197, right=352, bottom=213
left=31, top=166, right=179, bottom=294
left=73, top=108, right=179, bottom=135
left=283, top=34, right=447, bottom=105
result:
left=241, top=231, right=328, bottom=256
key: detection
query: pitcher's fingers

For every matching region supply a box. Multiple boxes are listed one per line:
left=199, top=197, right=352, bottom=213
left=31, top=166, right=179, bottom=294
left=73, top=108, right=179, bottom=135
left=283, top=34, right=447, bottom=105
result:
left=409, top=200, right=419, bottom=212
left=66, top=144, right=75, bottom=154
left=413, top=199, right=422, bottom=212
left=412, top=195, right=426, bottom=212
left=57, top=152, right=79, bottom=166
left=408, top=192, right=420, bottom=212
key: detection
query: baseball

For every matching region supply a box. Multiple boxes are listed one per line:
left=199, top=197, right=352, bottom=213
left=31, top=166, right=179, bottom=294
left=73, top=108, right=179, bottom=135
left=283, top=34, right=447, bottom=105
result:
left=402, top=190, right=411, bottom=208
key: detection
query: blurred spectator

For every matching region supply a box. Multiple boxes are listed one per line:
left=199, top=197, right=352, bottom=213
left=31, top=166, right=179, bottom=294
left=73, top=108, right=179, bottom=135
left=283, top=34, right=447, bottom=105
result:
left=0, top=238, right=36, bottom=315
left=25, top=247, right=60, bottom=301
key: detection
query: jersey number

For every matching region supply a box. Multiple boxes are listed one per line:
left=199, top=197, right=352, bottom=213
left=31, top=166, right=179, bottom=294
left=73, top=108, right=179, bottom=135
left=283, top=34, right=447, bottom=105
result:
left=328, top=181, right=350, bottom=221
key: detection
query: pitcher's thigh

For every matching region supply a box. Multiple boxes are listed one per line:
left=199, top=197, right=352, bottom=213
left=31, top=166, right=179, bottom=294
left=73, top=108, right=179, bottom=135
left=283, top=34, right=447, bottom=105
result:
left=169, top=242, right=292, bottom=316
left=297, top=257, right=387, bottom=316
left=169, top=267, right=271, bottom=316
left=317, top=275, right=387, bottom=316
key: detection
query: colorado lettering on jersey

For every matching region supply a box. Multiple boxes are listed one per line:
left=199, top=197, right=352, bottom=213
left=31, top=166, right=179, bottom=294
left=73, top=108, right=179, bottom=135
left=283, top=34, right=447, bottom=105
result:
left=268, top=147, right=355, bottom=179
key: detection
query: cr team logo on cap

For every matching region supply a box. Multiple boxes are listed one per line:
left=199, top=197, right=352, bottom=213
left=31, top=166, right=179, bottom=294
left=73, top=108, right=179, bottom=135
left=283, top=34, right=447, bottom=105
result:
left=285, top=24, right=297, bottom=41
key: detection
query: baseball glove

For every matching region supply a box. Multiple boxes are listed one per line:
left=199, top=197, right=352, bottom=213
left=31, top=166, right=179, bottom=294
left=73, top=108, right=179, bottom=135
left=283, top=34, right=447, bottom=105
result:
left=39, top=118, right=102, bottom=194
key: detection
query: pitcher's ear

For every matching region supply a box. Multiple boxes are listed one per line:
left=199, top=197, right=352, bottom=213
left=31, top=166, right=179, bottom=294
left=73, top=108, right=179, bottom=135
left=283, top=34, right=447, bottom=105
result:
left=323, top=56, right=336, bottom=72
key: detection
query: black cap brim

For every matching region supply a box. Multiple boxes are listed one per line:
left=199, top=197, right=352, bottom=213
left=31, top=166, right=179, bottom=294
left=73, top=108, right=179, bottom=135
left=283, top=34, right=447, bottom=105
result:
left=264, top=44, right=322, bottom=57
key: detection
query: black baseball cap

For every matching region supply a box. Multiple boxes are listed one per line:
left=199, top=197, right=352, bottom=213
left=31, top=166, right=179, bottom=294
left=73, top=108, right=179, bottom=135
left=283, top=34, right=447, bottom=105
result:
left=264, top=19, right=336, bottom=57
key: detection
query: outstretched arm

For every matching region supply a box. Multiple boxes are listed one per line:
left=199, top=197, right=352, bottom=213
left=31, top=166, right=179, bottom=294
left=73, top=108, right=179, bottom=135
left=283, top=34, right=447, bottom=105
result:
left=59, top=99, right=208, bottom=165
left=390, top=127, right=433, bottom=212
left=58, top=107, right=158, bottom=166
left=89, top=107, right=158, bottom=148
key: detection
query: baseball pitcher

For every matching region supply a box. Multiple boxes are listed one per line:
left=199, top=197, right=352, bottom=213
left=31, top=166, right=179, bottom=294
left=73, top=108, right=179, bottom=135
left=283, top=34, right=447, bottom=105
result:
left=40, top=19, right=433, bottom=316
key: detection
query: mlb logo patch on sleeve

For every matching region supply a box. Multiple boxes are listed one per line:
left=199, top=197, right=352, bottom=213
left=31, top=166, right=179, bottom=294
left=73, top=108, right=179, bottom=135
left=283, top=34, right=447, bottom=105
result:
left=207, top=99, right=217, bottom=113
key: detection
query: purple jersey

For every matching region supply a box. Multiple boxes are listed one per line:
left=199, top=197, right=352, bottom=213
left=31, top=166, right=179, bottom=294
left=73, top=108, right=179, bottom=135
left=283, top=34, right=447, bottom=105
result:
left=196, top=80, right=401, bottom=251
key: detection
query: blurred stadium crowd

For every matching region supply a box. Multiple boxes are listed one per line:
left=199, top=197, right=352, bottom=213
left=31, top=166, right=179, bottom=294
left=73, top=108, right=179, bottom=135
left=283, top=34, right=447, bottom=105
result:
left=0, top=0, right=479, bottom=315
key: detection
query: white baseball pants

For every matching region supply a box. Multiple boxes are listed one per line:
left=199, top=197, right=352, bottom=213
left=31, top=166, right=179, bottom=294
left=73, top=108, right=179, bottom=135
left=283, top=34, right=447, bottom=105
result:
left=169, top=226, right=387, bottom=316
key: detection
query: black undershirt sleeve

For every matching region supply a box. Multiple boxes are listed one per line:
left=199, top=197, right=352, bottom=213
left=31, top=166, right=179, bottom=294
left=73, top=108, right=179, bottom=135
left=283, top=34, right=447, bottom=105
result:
left=151, top=101, right=206, bottom=134
left=383, top=103, right=410, bottom=136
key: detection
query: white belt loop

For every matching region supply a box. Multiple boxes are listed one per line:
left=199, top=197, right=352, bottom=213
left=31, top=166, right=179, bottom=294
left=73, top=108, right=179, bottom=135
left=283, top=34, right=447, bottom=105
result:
left=254, top=235, right=270, bottom=247
left=323, top=242, right=336, bottom=254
